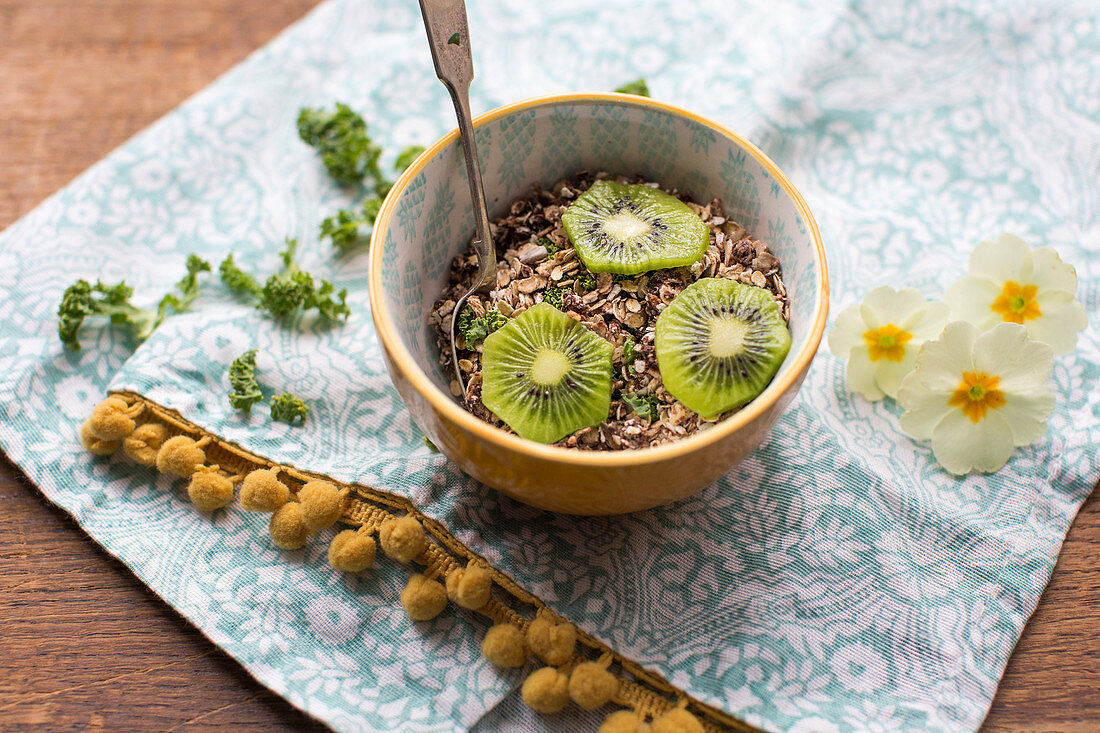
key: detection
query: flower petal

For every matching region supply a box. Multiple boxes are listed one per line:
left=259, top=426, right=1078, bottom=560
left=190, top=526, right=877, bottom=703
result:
left=930, top=409, right=1014, bottom=475
left=828, top=304, right=866, bottom=358
left=874, top=349, right=917, bottom=399
left=908, top=301, right=950, bottom=341
left=944, top=275, right=1001, bottom=329
left=993, top=386, right=1056, bottom=446
left=912, top=321, right=978, bottom=390
left=897, top=371, right=953, bottom=440
left=1029, top=246, right=1077, bottom=295
left=860, top=286, right=929, bottom=328
left=846, top=345, right=885, bottom=401
left=1026, top=299, right=1088, bottom=355
left=968, top=234, right=1030, bottom=283
left=971, top=322, right=1054, bottom=392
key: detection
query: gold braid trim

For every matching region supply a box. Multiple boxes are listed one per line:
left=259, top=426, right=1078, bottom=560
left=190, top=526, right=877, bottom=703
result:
left=105, top=390, right=761, bottom=733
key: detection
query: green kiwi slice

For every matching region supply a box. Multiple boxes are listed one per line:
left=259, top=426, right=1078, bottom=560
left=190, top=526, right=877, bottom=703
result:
left=655, top=278, right=790, bottom=418
left=481, top=302, right=614, bottom=443
left=561, top=180, right=709, bottom=275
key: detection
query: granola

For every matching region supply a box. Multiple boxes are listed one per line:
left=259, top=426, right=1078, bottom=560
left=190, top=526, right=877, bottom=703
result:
left=429, top=172, right=790, bottom=451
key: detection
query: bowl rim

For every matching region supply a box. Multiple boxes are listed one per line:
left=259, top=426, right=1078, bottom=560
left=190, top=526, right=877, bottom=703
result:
left=369, top=91, right=829, bottom=467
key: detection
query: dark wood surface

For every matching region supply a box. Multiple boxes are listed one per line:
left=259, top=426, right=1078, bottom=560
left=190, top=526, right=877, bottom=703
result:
left=1, top=1, right=1097, bottom=730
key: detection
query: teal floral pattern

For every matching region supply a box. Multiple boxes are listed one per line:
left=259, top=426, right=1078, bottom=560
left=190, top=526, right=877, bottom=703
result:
left=0, top=1, right=1097, bottom=732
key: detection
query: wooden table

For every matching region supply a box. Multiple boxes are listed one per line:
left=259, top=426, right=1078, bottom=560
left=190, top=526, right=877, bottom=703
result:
left=1, top=1, right=1097, bottom=729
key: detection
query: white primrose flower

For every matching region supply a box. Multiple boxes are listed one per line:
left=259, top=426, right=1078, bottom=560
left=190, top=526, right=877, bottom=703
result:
left=944, top=233, right=1087, bottom=355
left=828, top=286, right=949, bottom=400
left=897, top=321, right=1055, bottom=475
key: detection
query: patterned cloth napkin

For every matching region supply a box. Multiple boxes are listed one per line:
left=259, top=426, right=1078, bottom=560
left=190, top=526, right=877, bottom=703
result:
left=1, top=0, right=1098, bottom=730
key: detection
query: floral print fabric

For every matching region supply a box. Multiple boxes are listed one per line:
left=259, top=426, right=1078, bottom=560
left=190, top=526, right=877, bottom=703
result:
left=0, top=0, right=1098, bottom=731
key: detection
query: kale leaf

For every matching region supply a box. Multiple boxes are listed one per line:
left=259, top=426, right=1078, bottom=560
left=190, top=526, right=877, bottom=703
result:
left=270, top=392, right=310, bottom=425
left=227, top=349, right=263, bottom=411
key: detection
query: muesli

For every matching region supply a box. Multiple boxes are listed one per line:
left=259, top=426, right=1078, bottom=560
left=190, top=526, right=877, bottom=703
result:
left=429, top=172, right=790, bottom=450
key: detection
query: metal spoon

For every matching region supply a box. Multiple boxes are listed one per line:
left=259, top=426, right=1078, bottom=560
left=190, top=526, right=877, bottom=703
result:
left=418, top=0, right=496, bottom=397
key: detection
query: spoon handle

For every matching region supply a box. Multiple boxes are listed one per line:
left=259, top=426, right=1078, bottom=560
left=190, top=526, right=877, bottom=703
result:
left=418, top=0, right=495, bottom=291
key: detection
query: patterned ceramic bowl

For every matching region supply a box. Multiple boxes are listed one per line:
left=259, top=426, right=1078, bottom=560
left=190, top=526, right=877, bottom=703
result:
left=370, top=93, right=827, bottom=515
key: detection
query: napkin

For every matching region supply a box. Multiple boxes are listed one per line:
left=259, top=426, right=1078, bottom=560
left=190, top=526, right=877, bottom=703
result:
left=1, top=0, right=1097, bottom=731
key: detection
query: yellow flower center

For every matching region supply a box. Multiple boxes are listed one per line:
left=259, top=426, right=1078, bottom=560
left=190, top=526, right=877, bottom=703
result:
left=862, top=324, right=912, bottom=362
left=991, top=281, right=1041, bottom=324
left=947, top=371, right=1006, bottom=423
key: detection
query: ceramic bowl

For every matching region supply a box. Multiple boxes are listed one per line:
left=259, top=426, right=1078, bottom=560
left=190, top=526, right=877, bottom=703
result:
left=369, top=93, right=827, bottom=515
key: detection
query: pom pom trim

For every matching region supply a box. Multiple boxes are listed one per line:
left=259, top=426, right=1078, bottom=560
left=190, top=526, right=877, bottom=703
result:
left=82, top=392, right=733, bottom=732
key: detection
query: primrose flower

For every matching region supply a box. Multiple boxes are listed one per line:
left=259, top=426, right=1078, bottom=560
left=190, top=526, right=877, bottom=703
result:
left=945, top=234, right=1087, bottom=355
left=897, top=321, right=1055, bottom=475
left=828, top=286, right=949, bottom=400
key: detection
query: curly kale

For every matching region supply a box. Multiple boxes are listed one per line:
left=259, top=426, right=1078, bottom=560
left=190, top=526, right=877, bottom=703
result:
left=264, top=239, right=350, bottom=323
left=227, top=349, right=263, bottom=412
left=614, top=78, right=650, bottom=97
left=542, top=286, right=565, bottom=309
left=270, top=392, right=310, bottom=426
left=320, top=196, right=383, bottom=252
left=456, top=307, right=507, bottom=346
left=219, top=254, right=262, bottom=297
left=622, top=335, right=639, bottom=365
left=220, top=239, right=349, bottom=324
left=394, top=144, right=426, bottom=173
left=58, top=255, right=211, bottom=350
left=538, top=236, right=561, bottom=256
left=622, top=392, right=659, bottom=422
left=297, top=103, right=383, bottom=186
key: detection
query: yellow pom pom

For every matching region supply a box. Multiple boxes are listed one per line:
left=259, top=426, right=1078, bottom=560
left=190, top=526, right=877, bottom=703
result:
left=481, top=623, right=527, bottom=668
left=80, top=420, right=119, bottom=456
left=239, top=468, right=289, bottom=512
left=379, top=516, right=428, bottom=562
left=446, top=562, right=492, bottom=610
left=329, top=529, right=375, bottom=572
left=87, top=397, right=140, bottom=441
left=651, top=708, right=703, bottom=733
left=527, top=614, right=576, bottom=666
left=187, top=466, right=234, bottom=512
left=155, top=435, right=206, bottom=478
left=269, top=502, right=309, bottom=550
left=569, top=661, right=618, bottom=710
left=600, top=711, right=650, bottom=733
left=522, top=666, right=570, bottom=714
left=297, top=480, right=346, bottom=531
left=400, top=573, right=447, bottom=621
left=122, top=423, right=168, bottom=466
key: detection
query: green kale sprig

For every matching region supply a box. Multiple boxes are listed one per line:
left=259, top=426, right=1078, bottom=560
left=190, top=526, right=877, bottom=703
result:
left=538, top=236, right=561, bottom=256
left=297, top=103, right=383, bottom=186
left=622, top=392, right=659, bottom=422
left=320, top=196, right=382, bottom=252
left=58, top=255, right=211, bottom=350
left=270, top=392, right=310, bottom=425
left=220, top=239, right=349, bottom=324
left=394, top=144, right=426, bottom=173
left=456, top=307, right=507, bottom=346
left=614, top=78, right=650, bottom=97
left=319, top=144, right=425, bottom=252
left=219, top=254, right=262, bottom=298
left=542, top=286, right=565, bottom=309
left=228, top=349, right=263, bottom=411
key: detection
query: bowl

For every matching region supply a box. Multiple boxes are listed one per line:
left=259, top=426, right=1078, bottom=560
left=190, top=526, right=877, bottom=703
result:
left=369, top=93, right=828, bottom=515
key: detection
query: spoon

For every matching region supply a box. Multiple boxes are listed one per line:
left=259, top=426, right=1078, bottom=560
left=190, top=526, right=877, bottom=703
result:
left=418, top=0, right=496, bottom=397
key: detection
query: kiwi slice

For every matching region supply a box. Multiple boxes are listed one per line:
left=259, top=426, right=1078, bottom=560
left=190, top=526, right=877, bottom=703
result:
left=655, top=278, right=790, bottom=418
left=481, top=303, right=614, bottom=443
left=561, top=180, right=709, bottom=275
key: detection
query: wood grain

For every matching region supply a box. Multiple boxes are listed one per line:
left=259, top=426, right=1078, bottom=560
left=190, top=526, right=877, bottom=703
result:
left=0, top=1, right=1097, bottom=730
